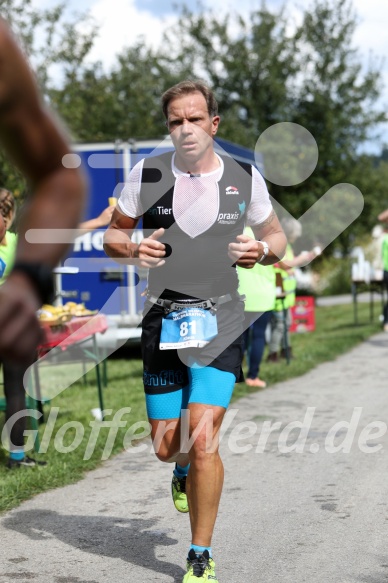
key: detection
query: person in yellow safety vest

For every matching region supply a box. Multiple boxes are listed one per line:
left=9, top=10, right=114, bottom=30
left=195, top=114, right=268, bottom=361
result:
left=237, top=227, right=276, bottom=388
left=267, top=217, right=318, bottom=362
left=0, top=189, right=40, bottom=469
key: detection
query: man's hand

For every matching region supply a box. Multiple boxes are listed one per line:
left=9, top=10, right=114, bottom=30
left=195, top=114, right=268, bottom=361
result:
left=228, top=234, right=265, bottom=268
left=0, top=272, right=44, bottom=363
left=134, top=228, right=166, bottom=268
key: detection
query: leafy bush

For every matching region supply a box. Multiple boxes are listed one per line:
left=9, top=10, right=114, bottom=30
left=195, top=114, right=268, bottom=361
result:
left=314, top=256, right=352, bottom=296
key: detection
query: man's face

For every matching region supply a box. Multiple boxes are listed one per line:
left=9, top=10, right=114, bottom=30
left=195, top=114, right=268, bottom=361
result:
left=166, top=91, right=220, bottom=165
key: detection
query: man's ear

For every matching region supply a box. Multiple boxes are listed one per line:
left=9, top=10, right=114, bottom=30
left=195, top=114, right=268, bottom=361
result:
left=212, top=115, right=220, bottom=135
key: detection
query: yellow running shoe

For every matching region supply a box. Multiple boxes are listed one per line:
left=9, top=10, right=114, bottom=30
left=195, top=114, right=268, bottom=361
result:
left=182, top=549, right=218, bottom=582
left=171, top=474, right=189, bottom=513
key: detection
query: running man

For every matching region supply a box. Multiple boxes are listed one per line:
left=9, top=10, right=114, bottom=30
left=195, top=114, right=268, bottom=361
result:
left=104, top=80, right=287, bottom=582
left=0, top=19, right=86, bottom=363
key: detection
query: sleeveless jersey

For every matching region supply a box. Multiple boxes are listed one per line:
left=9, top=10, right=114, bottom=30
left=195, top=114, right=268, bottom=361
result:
left=140, top=152, right=253, bottom=300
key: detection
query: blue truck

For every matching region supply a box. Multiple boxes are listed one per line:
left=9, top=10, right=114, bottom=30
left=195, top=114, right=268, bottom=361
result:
left=59, top=136, right=262, bottom=346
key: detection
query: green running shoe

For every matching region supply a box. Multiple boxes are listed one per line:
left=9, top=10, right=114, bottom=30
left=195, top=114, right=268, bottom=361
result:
left=171, top=473, right=189, bottom=513
left=182, top=549, right=218, bottom=582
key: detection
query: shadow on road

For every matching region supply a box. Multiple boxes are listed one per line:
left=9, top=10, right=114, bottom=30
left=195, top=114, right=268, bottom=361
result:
left=4, top=510, right=185, bottom=582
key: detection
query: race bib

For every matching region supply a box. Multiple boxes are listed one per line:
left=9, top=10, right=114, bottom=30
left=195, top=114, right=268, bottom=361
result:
left=160, top=307, right=218, bottom=350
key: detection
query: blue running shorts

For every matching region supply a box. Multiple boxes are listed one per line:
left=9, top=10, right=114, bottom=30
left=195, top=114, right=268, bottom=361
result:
left=141, top=297, right=244, bottom=420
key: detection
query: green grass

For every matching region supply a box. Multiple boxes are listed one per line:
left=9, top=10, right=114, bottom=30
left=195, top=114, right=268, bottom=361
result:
left=0, top=302, right=382, bottom=513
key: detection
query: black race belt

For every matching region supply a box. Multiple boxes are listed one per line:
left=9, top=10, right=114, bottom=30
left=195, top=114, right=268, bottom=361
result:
left=146, top=291, right=245, bottom=315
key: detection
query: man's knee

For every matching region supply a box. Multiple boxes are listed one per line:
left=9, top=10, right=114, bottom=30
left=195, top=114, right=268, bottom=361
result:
left=154, top=443, right=179, bottom=463
left=183, top=408, right=224, bottom=460
left=150, top=418, right=180, bottom=463
left=154, top=451, right=171, bottom=463
left=191, top=424, right=221, bottom=454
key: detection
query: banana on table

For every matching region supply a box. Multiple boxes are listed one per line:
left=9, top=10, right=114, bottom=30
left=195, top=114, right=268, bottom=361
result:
left=38, top=301, right=97, bottom=325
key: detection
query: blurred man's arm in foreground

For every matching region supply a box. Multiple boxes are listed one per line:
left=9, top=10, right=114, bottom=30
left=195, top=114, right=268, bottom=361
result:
left=0, top=19, right=86, bottom=266
left=0, top=20, right=87, bottom=361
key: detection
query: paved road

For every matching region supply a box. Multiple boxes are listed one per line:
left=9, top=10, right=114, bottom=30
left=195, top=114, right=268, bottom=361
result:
left=1, top=331, right=388, bottom=583
left=316, top=292, right=375, bottom=307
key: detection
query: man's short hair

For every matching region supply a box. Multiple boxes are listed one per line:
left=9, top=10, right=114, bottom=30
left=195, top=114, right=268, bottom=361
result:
left=161, top=80, right=219, bottom=119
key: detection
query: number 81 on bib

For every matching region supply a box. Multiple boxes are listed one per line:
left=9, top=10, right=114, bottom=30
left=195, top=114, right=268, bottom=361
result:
left=160, top=307, right=218, bottom=350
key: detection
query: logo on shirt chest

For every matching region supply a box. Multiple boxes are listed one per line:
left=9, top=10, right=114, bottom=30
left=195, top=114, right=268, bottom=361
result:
left=217, top=201, right=246, bottom=224
left=225, top=185, right=240, bottom=195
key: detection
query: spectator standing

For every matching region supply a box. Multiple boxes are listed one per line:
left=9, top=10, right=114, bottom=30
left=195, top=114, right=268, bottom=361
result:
left=237, top=226, right=276, bottom=388
left=0, top=188, right=17, bottom=279
left=0, top=188, right=43, bottom=468
left=267, top=217, right=317, bottom=362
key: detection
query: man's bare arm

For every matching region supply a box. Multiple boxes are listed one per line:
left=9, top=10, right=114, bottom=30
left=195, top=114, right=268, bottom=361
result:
left=251, top=210, right=287, bottom=264
left=0, top=20, right=86, bottom=362
left=103, top=209, right=140, bottom=260
left=103, top=208, right=166, bottom=268
left=0, top=20, right=86, bottom=267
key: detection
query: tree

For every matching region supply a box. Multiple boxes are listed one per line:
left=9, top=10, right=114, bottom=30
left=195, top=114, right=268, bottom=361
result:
left=162, top=4, right=298, bottom=147
left=0, top=0, right=97, bottom=206
left=49, top=41, right=190, bottom=143
left=0, top=0, right=97, bottom=90
left=163, top=0, right=386, bottom=253
left=290, top=0, right=386, bottom=252
left=2, top=0, right=386, bottom=252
